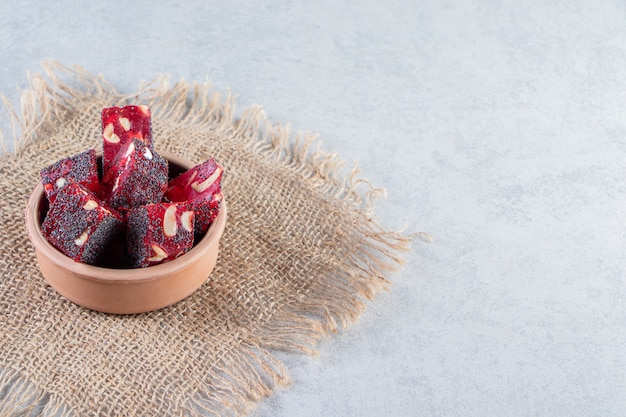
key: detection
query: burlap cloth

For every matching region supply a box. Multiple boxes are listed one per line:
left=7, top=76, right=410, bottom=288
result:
left=0, top=63, right=412, bottom=416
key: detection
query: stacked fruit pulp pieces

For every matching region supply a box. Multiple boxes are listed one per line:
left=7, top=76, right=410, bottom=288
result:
left=39, top=105, right=224, bottom=268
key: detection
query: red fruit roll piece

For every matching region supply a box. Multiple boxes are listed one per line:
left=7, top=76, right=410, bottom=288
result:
left=102, top=138, right=168, bottom=210
left=41, top=182, right=124, bottom=265
left=40, top=149, right=100, bottom=204
left=164, top=158, right=223, bottom=235
left=101, top=105, right=152, bottom=175
left=126, top=202, right=195, bottom=267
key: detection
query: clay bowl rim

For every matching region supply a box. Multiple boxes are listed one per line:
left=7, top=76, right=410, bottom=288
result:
left=25, top=149, right=227, bottom=284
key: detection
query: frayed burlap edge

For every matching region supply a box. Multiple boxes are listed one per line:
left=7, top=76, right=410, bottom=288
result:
left=0, top=61, right=423, bottom=417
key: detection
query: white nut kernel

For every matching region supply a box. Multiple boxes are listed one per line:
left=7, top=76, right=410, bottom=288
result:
left=112, top=176, right=120, bottom=192
left=147, top=244, right=167, bottom=262
left=139, top=105, right=150, bottom=115
left=124, top=142, right=136, bottom=158
left=163, top=205, right=178, bottom=237
left=83, top=200, right=98, bottom=210
left=119, top=117, right=131, bottom=131
left=103, top=123, right=120, bottom=143
left=181, top=210, right=194, bottom=233
left=185, top=170, right=198, bottom=186
left=191, top=167, right=222, bottom=193
left=143, top=147, right=153, bottom=160
left=55, top=177, right=66, bottom=189
left=74, top=230, right=89, bottom=246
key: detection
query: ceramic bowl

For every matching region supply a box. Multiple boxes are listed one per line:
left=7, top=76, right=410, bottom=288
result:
left=24, top=150, right=227, bottom=314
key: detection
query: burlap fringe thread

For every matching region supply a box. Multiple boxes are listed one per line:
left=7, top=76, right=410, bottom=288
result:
left=0, top=62, right=419, bottom=417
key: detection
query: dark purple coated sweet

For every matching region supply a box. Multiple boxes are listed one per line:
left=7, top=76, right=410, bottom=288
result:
left=40, top=149, right=100, bottom=204
left=41, top=183, right=124, bottom=265
left=191, top=196, right=222, bottom=235
left=101, top=138, right=168, bottom=210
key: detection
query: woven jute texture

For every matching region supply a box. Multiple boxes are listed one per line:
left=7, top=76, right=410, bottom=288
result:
left=0, top=63, right=411, bottom=416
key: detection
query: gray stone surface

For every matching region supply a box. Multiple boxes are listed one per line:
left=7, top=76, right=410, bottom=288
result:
left=3, top=0, right=626, bottom=415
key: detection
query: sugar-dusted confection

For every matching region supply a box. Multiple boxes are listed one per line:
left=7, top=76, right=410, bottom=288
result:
left=101, top=138, right=168, bottom=210
left=40, top=149, right=100, bottom=204
left=101, top=105, right=152, bottom=175
left=164, top=158, right=223, bottom=234
left=126, top=202, right=195, bottom=267
left=41, top=182, right=123, bottom=265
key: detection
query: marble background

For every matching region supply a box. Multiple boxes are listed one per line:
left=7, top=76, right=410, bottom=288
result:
left=2, top=0, right=626, bottom=415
